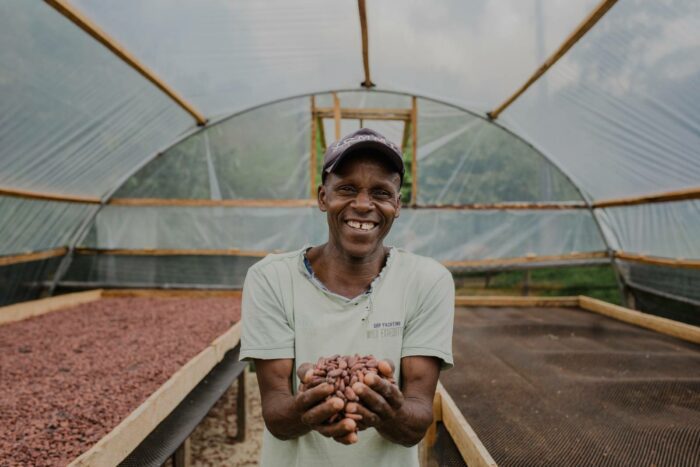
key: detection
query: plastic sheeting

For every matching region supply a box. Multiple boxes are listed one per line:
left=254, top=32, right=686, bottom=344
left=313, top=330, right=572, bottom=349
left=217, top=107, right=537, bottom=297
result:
left=0, top=1, right=193, bottom=197
left=115, top=97, right=311, bottom=199
left=72, top=0, right=362, bottom=119
left=83, top=206, right=605, bottom=262
left=503, top=0, right=700, bottom=200
left=0, top=196, right=95, bottom=256
left=417, top=99, right=582, bottom=204
left=597, top=200, right=700, bottom=259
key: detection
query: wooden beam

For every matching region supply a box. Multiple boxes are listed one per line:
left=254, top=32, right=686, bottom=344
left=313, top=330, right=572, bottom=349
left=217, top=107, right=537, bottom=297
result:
left=401, top=120, right=411, bottom=153
left=69, top=323, right=241, bottom=466
left=411, top=96, right=418, bottom=206
left=420, top=388, right=442, bottom=466
left=579, top=296, right=700, bottom=345
left=488, top=0, right=618, bottom=120
left=614, top=252, right=700, bottom=270
left=593, top=186, right=700, bottom=208
left=437, top=382, right=497, bottom=467
left=357, top=0, right=375, bottom=88
left=45, top=0, right=208, bottom=126
left=444, top=251, right=609, bottom=269
left=0, top=186, right=100, bottom=204
left=314, top=107, right=411, bottom=121
left=333, top=93, right=342, bottom=141
left=455, top=295, right=579, bottom=308
left=102, top=289, right=242, bottom=299
left=310, top=96, right=318, bottom=197
left=317, top=116, right=328, bottom=152
left=109, top=198, right=317, bottom=207
left=75, top=248, right=270, bottom=257
left=0, top=289, right=102, bottom=325
left=0, top=247, right=67, bottom=267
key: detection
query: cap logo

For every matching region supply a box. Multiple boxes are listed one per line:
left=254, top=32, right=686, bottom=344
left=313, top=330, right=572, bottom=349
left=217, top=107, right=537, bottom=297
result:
left=332, top=134, right=401, bottom=155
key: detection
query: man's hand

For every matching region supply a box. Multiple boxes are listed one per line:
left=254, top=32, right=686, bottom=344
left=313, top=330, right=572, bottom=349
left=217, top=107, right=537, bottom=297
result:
left=294, top=363, right=358, bottom=444
left=349, top=356, right=440, bottom=446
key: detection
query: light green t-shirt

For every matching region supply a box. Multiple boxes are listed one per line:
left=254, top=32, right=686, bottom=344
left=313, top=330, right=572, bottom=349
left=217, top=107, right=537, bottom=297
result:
left=240, top=247, right=455, bottom=467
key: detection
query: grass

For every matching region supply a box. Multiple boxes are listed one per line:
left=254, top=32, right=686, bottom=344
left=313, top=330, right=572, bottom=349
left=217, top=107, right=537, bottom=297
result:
left=453, top=264, right=622, bottom=305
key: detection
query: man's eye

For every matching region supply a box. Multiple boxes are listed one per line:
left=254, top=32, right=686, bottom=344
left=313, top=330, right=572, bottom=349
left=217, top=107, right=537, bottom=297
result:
left=373, top=190, right=391, bottom=198
left=338, top=186, right=356, bottom=193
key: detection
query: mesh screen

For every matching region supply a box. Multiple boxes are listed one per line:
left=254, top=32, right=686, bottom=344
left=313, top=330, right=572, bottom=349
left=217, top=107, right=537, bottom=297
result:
left=61, top=254, right=259, bottom=289
left=429, top=422, right=468, bottom=467
left=441, top=306, right=700, bottom=467
left=617, top=260, right=700, bottom=304
left=629, top=286, right=700, bottom=327
left=0, top=257, right=62, bottom=306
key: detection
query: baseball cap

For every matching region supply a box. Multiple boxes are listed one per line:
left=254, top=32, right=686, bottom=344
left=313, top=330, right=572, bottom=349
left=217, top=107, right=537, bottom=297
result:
left=322, top=128, right=405, bottom=183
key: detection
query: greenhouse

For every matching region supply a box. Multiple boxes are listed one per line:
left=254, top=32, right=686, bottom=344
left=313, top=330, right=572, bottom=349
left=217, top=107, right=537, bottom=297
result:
left=1, top=0, right=699, bottom=466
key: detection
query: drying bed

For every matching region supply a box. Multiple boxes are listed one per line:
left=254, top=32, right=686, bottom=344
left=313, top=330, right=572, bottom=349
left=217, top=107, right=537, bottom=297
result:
left=0, top=296, right=241, bottom=466
left=441, top=306, right=700, bottom=467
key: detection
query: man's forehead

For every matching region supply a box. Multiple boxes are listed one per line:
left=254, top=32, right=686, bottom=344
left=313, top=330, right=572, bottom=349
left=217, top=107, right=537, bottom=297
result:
left=331, top=154, right=401, bottom=180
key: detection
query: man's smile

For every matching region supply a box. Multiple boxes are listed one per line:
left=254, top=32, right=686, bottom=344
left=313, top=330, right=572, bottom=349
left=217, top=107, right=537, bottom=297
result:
left=345, top=220, right=378, bottom=232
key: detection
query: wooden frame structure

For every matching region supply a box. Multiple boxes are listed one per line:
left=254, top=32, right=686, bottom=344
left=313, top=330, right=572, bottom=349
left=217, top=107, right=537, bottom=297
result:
left=0, top=247, right=67, bottom=267
left=593, top=186, right=700, bottom=208
left=488, top=0, right=618, bottom=120
left=44, top=0, right=207, bottom=125
left=357, top=0, right=375, bottom=88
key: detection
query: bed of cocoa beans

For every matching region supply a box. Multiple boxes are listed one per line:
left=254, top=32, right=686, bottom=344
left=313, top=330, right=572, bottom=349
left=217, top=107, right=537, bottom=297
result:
left=300, top=354, right=396, bottom=424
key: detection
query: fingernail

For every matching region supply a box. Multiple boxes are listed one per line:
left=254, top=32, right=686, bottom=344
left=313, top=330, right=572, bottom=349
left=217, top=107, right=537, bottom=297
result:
left=332, top=398, right=344, bottom=409
left=364, top=374, right=376, bottom=385
left=345, top=402, right=357, bottom=413
left=352, top=383, right=364, bottom=394
left=345, top=419, right=356, bottom=431
left=348, top=432, right=358, bottom=444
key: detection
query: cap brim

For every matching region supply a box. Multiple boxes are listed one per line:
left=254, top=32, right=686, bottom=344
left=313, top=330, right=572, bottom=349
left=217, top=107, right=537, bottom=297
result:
left=324, top=140, right=405, bottom=179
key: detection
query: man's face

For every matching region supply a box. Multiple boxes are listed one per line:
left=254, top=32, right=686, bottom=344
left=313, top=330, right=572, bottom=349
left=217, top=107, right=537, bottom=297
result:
left=318, top=154, right=401, bottom=260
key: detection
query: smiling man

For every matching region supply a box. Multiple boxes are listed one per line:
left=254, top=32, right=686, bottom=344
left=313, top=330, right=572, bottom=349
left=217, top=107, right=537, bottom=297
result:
left=240, top=128, right=455, bottom=467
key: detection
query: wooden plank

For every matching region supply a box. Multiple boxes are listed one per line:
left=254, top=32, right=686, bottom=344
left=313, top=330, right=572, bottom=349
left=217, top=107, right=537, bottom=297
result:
left=109, top=198, right=317, bottom=207
left=310, top=96, right=318, bottom=196
left=593, top=186, right=700, bottom=208
left=45, top=0, right=207, bottom=125
left=614, top=252, right=700, bottom=270
left=455, top=295, right=579, bottom=308
left=172, top=438, right=191, bottom=467
left=401, top=120, right=411, bottom=153
left=437, top=382, right=497, bottom=467
left=488, top=0, right=618, bottom=120
left=411, top=96, right=418, bottom=205
left=420, top=387, right=441, bottom=466
left=333, top=93, right=342, bottom=141
left=235, top=370, right=247, bottom=442
left=75, top=248, right=270, bottom=257
left=0, top=186, right=100, bottom=204
left=69, top=322, right=241, bottom=466
left=314, top=107, right=411, bottom=121
left=444, top=251, right=609, bottom=269
left=0, top=247, right=67, bottom=266
left=579, top=296, right=700, bottom=345
left=357, top=0, right=375, bottom=88
left=0, top=289, right=103, bottom=325
left=317, top=115, right=328, bottom=152
left=102, top=289, right=242, bottom=299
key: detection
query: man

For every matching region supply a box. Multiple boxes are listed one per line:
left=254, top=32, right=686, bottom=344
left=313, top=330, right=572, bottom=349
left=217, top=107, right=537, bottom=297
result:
left=240, top=128, right=454, bottom=466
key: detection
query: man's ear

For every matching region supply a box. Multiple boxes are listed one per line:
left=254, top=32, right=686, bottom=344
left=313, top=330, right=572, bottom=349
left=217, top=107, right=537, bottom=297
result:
left=317, top=184, right=328, bottom=212
left=395, top=193, right=401, bottom=218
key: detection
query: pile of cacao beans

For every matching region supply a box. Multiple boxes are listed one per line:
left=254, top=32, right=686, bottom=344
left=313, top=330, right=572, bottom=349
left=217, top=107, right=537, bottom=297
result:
left=300, top=354, right=396, bottom=424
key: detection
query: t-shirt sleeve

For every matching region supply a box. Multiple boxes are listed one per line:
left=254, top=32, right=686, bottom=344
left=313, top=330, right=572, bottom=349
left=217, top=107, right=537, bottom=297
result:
left=401, top=269, right=455, bottom=370
left=239, top=265, right=295, bottom=361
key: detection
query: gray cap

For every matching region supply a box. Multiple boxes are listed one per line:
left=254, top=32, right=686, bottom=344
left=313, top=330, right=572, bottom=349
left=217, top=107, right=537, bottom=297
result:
left=322, top=128, right=405, bottom=183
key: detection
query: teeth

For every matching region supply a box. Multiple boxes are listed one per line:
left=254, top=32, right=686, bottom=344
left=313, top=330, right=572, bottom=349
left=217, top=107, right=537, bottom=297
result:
left=346, top=220, right=375, bottom=231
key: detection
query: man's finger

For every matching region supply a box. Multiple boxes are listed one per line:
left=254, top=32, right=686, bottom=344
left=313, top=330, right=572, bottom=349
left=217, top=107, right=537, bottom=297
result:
left=333, top=431, right=359, bottom=445
left=363, top=373, right=404, bottom=410
left=314, top=418, right=357, bottom=439
left=296, top=362, right=314, bottom=383
left=300, top=397, right=344, bottom=426
left=351, top=382, right=396, bottom=420
left=345, top=401, right=380, bottom=430
left=294, top=383, right=335, bottom=412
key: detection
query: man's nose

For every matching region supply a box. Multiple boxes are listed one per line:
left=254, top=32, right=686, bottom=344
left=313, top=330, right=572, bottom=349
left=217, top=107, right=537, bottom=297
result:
left=352, top=190, right=373, bottom=211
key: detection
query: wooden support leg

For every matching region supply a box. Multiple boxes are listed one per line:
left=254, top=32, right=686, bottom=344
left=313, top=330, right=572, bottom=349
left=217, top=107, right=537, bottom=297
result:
left=172, top=437, right=191, bottom=467
left=235, top=369, right=247, bottom=442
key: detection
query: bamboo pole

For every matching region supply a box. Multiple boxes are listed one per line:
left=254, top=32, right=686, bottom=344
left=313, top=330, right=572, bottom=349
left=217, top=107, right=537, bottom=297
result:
left=614, top=252, right=700, bottom=270
left=411, top=96, right=418, bottom=206
left=0, top=247, right=68, bottom=267
left=488, top=0, right=618, bottom=120
left=593, top=186, right=700, bottom=208
left=313, top=107, right=411, bottom=121
left=0, top=187, right=100, bottom=204
left=444, top=251, right=609, bottom=269
left=357, top=0, right=375, bottom=88
left=310, top=96, right=318, bottom=197
left=44, top=0, right=207, bottom=125
left=333, top=93, right=342, bottom=141
left=74, top=248, right=270, bottom=257
left=109, top=198, right=317, bottom=207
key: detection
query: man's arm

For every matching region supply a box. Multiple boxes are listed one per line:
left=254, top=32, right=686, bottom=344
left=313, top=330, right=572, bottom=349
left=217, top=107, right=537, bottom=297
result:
left=255, top=358, right=360, bottom=444
left=347, top=355, right=440, bottom=446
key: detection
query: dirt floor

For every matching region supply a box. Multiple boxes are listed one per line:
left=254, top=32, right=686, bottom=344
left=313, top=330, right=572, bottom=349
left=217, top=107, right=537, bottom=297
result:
left=0, top=296, right=240, bottom=466
left=185, top=370, right=264, bottom=466
left=441, top=306, right=700, bottom=467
